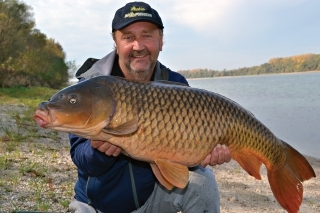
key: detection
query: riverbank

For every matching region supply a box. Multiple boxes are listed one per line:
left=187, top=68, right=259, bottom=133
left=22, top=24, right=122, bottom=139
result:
left=214, top=156, right=319, bottom=213
left=0, top=104, right=319, bottom=212
left=186, top=70, right=320, bottom=81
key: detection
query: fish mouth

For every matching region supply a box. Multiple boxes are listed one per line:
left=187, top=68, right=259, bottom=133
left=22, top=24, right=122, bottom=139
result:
left=34, top=109, right=51, bottom=127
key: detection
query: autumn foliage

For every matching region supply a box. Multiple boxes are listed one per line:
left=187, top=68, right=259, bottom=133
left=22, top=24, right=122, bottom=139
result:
left=178, top=53, right=320, bottom=79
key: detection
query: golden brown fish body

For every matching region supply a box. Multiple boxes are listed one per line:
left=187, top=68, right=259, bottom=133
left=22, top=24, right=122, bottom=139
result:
left=105, top=78, right=276, bottom=164
left=34, top=76, right=315, bottom=213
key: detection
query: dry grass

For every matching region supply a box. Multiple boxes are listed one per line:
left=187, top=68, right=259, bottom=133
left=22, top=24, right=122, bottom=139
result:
left=0, top=104, right=76, bottom=212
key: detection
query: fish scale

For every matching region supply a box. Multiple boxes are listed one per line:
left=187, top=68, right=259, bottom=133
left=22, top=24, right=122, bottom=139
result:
left=107, top=78, right=272, bottom=165
left=34, top=75, right=316, bottom=213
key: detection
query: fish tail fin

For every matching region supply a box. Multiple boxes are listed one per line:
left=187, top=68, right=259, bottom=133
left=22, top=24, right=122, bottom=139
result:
left=267, top=141, right=316, bottom=213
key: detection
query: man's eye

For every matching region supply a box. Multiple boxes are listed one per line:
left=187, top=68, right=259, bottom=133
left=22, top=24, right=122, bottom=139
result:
left=123, top=36, right=132, bottom=40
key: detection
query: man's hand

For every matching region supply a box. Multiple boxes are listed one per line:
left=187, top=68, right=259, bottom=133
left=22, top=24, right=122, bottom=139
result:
left=200, top=144, right=231, bottom=167
left=91, top=140, right=122, bottom=157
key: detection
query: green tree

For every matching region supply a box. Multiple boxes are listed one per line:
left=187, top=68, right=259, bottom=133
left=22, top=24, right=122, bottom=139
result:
left=0, top=0, right=34, bottom=63
left=0, top=0, right=71, bottom=88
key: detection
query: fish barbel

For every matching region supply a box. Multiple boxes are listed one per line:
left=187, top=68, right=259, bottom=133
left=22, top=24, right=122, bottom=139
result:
left=34, top=76, right=315, bottom=213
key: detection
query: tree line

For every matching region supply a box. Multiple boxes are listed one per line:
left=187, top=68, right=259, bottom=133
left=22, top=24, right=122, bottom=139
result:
left=0, top=0, right=75, bottom=88
left=178, top=53, right=320, bottom=79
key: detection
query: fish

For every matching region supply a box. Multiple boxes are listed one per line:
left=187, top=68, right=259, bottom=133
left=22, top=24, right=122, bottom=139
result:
left=34, top=75, right=316, bottom=213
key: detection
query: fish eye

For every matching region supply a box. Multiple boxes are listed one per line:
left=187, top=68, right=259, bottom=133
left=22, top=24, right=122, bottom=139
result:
left=69, top=98, right=77, bottom=104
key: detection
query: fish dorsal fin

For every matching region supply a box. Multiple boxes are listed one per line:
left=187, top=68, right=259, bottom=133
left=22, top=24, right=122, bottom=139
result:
left=152, top=159, right=189, bottom=189
left=102, top=117, right=138, bottom=135
left=232, top=150, right=262, bottom=180
left=150, top=163, right=174, bottom=190
left=152, top=80, right=189, bottom=87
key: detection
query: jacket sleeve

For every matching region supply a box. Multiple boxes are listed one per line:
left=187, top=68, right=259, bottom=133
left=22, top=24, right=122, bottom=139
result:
left=69, top=133, right=117, bottom=176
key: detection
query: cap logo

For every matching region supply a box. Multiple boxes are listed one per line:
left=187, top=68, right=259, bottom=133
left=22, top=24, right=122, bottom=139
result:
left=130, top=6, right=146, bottom=11
left=124, top=6, right=152, bottom=18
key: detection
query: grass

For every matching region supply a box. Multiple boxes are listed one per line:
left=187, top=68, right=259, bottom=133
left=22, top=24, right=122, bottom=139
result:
left=0, top=86, right=59, bottom=108
left=0, top=86, right=76, bottom=212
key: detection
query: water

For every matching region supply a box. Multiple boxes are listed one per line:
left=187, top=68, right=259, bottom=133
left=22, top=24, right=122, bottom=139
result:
left=188, top=72, right=320, bottom=158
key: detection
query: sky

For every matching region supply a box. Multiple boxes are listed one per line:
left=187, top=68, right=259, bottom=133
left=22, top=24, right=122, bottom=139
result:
left=22, top=0, right=320, bottom=71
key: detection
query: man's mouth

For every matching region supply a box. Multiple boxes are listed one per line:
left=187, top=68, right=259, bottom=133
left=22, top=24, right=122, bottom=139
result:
left=133, top=55, right=147, bottom=58
left=131, top=50, right=150, bottom=58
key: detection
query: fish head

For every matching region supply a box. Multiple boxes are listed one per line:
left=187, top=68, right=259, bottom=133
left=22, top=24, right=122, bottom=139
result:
left=34, top=78, right=116, bottom=137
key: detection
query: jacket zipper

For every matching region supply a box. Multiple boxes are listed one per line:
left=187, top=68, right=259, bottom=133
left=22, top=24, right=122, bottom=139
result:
left=129, top=160, right=140, bottom=209
left=86, top=176, right=92, bottom=204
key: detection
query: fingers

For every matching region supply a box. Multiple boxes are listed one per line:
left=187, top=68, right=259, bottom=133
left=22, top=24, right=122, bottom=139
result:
left=91, top=140, right=104, bottom=148
left=214, top=144, right=231, bottom=165
left=201, top=144, right=231, bottom=167
left=91, top=140, right=122, bottom=157
left=104, top=145, right=122, bottom=157
left=200, top=153, right=211, bottom=167
left=223, top=144, right=231, bottom=163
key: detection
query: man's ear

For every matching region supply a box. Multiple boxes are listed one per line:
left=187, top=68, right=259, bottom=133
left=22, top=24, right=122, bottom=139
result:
left=112, top=31, right=119, bottom=53
left=159, top=38, right=164, bottom=51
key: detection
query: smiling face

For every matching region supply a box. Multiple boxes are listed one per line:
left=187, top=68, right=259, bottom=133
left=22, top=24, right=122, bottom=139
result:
left=113, top=21, right=163, bottom=82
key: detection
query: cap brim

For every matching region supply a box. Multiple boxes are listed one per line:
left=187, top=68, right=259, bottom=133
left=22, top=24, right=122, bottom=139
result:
left=113, top=19, right=164, bottom=31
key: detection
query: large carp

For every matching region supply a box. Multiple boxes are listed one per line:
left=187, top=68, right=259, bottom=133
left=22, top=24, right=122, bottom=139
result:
left=34, top=76, right=315, bottom=213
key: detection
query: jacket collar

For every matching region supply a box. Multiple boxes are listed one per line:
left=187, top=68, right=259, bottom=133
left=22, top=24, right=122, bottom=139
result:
left=79, top=50, right=163, bottom=80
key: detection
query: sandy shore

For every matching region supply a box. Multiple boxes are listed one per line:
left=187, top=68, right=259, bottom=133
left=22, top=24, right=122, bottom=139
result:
left=213, top=156, right=320, bottom=213
left=0, top=104, right=319, bottom=212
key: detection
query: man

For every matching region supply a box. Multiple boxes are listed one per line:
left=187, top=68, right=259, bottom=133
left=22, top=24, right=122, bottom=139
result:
left=69, top=2, right=231, bottom=213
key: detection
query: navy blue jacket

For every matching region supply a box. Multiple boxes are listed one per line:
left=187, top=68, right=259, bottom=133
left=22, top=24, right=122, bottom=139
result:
left=70, top=61, right=188, bottom=213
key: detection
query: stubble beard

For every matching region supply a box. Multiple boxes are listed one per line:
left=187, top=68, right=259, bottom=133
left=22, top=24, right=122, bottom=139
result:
left=125, top=51, right=157, bottom=82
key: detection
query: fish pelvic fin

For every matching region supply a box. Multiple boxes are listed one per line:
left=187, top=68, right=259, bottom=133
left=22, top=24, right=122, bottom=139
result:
left=150, top=163, right=174, bottom=190
left=151, top=159, right=189, bottom=190
left=232, top=150, right=262, bottom=180
left=267, top=141, right=316, bottom=213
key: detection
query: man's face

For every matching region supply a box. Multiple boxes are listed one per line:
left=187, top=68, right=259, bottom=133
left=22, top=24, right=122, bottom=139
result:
left=114, top=21, right=163, bottom=82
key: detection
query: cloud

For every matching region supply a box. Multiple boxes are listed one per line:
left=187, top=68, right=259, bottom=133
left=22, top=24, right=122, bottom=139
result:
left=27, top=0, right=125, bottom=61
left=22, top=0, right=320, bottom=70
left=158, top=0, right=310, bottom=39
left=161, top=0, right=240, bottom=32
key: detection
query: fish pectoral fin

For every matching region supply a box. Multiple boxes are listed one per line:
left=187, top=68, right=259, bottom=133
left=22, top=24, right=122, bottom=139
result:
left=232, top=151, right=262, bottom=180
left=150, top=163, right=174, bottom=190
left=102, top=116, right=138, bottom=135
left=153, top=159, right=189, bottom=189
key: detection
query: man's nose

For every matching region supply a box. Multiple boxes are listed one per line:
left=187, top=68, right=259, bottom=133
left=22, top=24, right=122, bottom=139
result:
left=132, top=38, right=145, bottom=51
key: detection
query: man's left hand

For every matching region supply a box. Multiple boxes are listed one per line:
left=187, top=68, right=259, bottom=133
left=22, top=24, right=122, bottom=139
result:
left=200, top=144, right=231, bottom=167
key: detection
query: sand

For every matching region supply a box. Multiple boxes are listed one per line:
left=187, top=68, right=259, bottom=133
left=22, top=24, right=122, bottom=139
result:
left=213, top=156, right=320, bottom=212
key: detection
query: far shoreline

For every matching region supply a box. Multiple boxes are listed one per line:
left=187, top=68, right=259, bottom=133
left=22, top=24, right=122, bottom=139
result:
left=185, top=70, right=320, bottom=81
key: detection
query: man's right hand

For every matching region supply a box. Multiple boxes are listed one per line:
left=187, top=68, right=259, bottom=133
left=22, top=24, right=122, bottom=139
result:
left=91, top=140, right=122, bottom=157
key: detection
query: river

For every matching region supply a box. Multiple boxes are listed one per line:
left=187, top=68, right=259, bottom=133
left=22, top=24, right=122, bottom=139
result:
left=188, top=72, right=320, bottom=158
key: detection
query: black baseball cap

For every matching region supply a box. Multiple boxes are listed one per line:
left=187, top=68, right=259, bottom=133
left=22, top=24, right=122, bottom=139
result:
left=112, top=2, right=164, bottom=32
